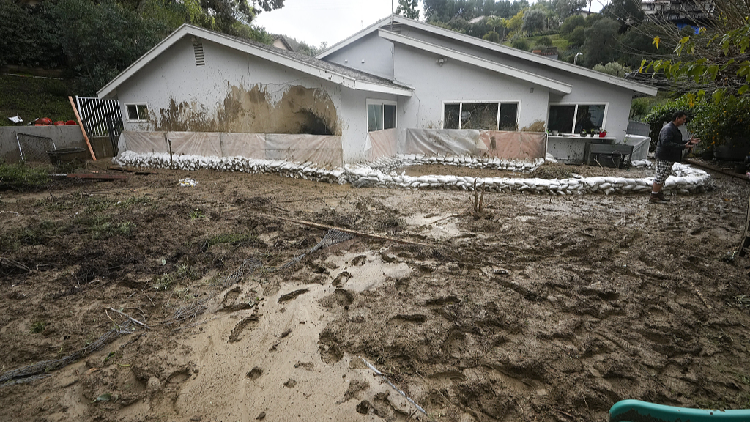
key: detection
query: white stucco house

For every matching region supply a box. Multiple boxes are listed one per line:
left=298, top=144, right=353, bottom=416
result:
left=98, top=15, right=657, bottom=166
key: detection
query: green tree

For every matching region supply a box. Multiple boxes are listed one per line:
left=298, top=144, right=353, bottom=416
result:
left=581, top=17, right=619, bottom=67
left=553, top=0, right=586, bottom=20
left=601, top=0, right=644, bottom=31
left=560, top=14, right=584, bottom=35
left=641, top=0, right=750, bottom=145
left=506, top=9, right=525, bottom=33
left=522, top=9, right=545, bottom=34
left=54, top=0, right=171, bottom=94
left=0, top=1, right=65, bottom=69
left=566, top=26, right=585, bottom=47
left=396, top=0, right=420, bottom=20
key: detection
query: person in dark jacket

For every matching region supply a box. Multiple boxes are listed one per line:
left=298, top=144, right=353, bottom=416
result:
left=651, top=111, right=700, bottom=203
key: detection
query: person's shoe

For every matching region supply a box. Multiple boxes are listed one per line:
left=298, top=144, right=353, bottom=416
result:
left=649, top=192, right=670, bottom=203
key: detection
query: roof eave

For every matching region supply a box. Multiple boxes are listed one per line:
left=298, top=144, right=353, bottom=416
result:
left=98, top=23, right=412, bottom=100
left=317, top=15, right=394, bottom=59
left=378, top=30, right=572, bottom=95
left=388, top=17, right=658, bottom=96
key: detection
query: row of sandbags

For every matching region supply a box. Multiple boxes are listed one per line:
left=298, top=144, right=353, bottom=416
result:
left=113, top=151, right=711, bottom=195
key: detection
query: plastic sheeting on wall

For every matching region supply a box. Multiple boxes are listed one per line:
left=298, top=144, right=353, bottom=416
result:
left=479, top=131, right=546, bottom=159
left=265, top=134, right=343, bottom=167
left=118, top=131, right=343, bottom=167
left=401, top=129, right=546, bottom=159
left=367, top=128, right=398, bottom=161
left=623, top=135, right=650, bottom=161
left=167, top=132, right=222, bottom=157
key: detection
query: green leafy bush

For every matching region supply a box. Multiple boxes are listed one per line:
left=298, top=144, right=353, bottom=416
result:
left=688, top=93, right=750, bottom=148
left=511, top=38, right=530, bottom=50
left=536, top=36, right=553, bottom=47
left=643, top=96, right=693, bottom=150
left=644, top=93, right=750, bottom=151
left=593, top=62, right=631, bottom=77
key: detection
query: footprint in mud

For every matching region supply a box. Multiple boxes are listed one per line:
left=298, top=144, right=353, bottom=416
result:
left=221, top=286, right=255, bottom=312
left=223, top=286, right=241, bottom=306
left=294, top=361, right=314, bottom=370
left=318, top=328, right=344, bottom=364
left=350, top=255, right=367, bottom=266
left=342, top=380, right=370, bottom=402
left=391, top=314, right=427, bottom=324
left=246, top=366, right=263, bottom=380
left=425, top=295, right=461, bottom=306
left=332, top=271, right=352, bottom=287
left=334, top=288, right=354, bottom=306
left=278, top=288, right=309, bottom=303
left=228, top=314, right=259, bottom=343
left=319, top=288, right=354, bottom=309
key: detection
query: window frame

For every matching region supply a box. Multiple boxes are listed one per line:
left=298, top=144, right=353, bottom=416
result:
left=547, top=103, right=608, bottom=135
left=366, top=99, right=397, bottom=132
left=441, top=100, right=520, bottom=130
left=125, top=103, right=149, bottom=122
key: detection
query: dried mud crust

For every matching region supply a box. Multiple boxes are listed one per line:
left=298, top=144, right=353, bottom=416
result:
left=0, top=163, right=749, bottom=422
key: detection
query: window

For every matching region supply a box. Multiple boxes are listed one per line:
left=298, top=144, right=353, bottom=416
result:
left=367, top=100, right=396, bottom=132
left=547, top=104, right=606, bottom=134
left=126, top=104, right=149, bottom=121
left=442, top=102, right=518, bottom=130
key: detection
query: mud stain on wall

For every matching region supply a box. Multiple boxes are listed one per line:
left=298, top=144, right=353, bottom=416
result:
left=156, top=99, right=217, bottom=132
left=156, top=85, right=340, bottom=136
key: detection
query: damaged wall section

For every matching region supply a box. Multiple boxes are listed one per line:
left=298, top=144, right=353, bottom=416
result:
left=154, top=85, right=340, bottom=136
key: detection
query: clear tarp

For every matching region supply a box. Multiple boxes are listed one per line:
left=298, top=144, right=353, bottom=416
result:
left=478, top=131, right=546, bottom=159
left=265, top=134, right=343, bottom=167
left=367, top=128, right=398, bottom=161
left=118, top=131, right=342, bottom=167
left=401, top=129, right=545, bottom=159
left=623, top=135, right=650, bottom=161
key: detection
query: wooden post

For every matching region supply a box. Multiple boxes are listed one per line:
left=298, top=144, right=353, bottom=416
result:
left=69, top=96, right=96, bottom=161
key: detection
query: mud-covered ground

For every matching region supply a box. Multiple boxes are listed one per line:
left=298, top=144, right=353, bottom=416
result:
left=1, top=160, right=750, bottom=422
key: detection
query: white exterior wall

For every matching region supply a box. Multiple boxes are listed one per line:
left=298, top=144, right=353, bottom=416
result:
left=117, top=37, right=346, bottom=134
left=338, top=88, right=399, bottom=162
left=392, top=29, right=637, bottom=140
left=324, top=33, right=395, bottom=80
left=393, top=44, right=550, bottom=132
left=115, top=36, right=407, bottom=163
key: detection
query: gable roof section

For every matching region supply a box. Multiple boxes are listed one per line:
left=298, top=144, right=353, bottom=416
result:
left=98, top=24, right=413, bottom=99
left=319, top=15, right=658, bottom=96
left=379, top=30, right=572, bottom=95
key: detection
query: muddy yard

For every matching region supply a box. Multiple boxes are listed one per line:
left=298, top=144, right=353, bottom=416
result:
left=1, top=161, right=750, bottom=422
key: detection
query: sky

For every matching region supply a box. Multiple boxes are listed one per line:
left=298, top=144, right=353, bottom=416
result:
left=253, top=0, right=608, bottom=48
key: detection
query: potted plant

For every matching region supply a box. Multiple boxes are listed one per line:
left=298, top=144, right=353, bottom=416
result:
left=599, top=128, right=607, bottom=137
left=580, top=129, right=587, bottom=137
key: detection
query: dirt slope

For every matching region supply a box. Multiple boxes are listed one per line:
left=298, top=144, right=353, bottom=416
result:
left=1, top=163, right=749, bottom=422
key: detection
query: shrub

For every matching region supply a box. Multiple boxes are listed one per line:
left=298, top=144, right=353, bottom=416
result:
left=643, top=96, right=693, bottom=150
left=630, top=97, right=650, bottom=120
left=483, top=31, right=500, bottom=43
left=592, top=62, right=631, bottom=77
left=688, top=94, right=750, bottom=148
left=536, top=36, right=553, bottom=47
left=644, top=93, right=750, bottom=151
left=511, top=38, right=530, bottom=50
